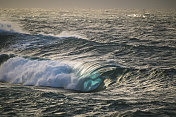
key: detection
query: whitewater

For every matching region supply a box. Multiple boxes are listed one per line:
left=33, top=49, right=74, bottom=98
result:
left=0, top=8, right=176, bottom=116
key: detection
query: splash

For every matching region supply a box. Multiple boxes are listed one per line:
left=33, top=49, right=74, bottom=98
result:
left=0, top=20, right=26, bottom=33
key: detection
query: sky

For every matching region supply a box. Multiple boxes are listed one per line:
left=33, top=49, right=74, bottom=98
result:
left=0, top=0, right=176, bottom=9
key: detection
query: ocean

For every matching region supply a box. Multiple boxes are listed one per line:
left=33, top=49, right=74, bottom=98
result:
left=0, top=8, right=176, bottom=116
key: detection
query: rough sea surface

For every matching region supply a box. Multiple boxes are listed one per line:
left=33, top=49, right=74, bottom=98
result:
left=0, top=8, right=176, bottom=116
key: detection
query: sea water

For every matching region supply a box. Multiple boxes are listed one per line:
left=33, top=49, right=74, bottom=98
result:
left=0, top=8, right=176, bottom=116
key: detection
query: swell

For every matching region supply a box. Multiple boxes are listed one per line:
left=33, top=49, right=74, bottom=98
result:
left=1, top=30, right=175, bottom=60
left=0, top=29, right=97, bottom=58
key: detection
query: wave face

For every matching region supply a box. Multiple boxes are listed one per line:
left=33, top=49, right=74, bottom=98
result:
left=0, top=9, right=176, bottom=116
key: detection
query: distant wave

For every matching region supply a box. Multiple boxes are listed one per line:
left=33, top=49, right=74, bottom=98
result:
left=0, top=28, right=92, bottom=57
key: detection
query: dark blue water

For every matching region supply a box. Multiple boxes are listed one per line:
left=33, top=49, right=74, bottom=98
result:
left=0, top=8, right=176, bottom=116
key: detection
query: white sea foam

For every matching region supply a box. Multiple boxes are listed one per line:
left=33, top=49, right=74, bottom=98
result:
left=57, top=31, right=86, bottom=39
left=0, top=57, right=78, bottom=89
left=39, top=31, right=87, bottom=39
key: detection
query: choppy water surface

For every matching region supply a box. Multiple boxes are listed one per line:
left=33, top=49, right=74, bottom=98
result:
left=0, top=8, right=176, bottom=116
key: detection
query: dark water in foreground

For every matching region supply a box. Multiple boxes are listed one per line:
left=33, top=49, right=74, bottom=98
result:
left=0, top=9, right=176, bottom=116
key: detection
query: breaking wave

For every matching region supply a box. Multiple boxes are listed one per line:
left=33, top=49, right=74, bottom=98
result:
left=0, top=55, right=119, bottom=92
